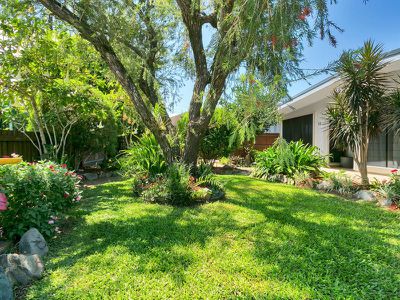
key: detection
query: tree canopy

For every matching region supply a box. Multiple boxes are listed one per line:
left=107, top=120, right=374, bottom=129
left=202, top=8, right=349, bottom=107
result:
left=4, top=0, right=341, bottom=168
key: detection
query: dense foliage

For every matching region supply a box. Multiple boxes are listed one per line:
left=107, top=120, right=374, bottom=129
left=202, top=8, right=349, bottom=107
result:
left=119, top=134, right=223, bottom=206
left=178, top=108, right=237, bottom=162
left=0, top=4, right=140, bottom=166
left=0, top=161, right=81, bottom=239
left=253, top=138, right=327, bottom=180
left=227, top=75, right=282, bottom=148
left=120, top=133, right=167, bottom=178
left=33, top=0, right=341, bottom=166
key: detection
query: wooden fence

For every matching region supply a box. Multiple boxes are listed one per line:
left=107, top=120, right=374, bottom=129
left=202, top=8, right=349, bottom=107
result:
left=0, top=130, right=39, bottom=162
left=234, top=133, right=279, bottom=157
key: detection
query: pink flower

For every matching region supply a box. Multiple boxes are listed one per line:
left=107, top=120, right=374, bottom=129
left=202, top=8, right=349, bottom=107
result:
left=48, top=220, right=55, bottom=225
left=75, top=195, right=82, bottom=202
left=0, top=193, right=8, bottom=211
left=61, top=164, right=67, bottom=169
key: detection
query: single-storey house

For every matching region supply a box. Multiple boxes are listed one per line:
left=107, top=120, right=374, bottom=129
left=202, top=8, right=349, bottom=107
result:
left=269, top=48, right=400, bottom=175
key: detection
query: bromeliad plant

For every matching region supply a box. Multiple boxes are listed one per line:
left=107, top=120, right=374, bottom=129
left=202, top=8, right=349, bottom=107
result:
left=0, top=161, right=81, bottom=239
left=378, top=169, right=400, bottom=206
left=253, top=138, right=327, bottom=181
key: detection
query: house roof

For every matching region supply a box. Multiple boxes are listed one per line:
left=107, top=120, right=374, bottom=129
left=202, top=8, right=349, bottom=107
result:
left=280, top=47, right=400, bottom=113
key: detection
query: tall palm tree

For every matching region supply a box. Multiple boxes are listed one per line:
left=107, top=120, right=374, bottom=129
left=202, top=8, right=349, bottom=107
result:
left=327, top=41, right=389, bottom=185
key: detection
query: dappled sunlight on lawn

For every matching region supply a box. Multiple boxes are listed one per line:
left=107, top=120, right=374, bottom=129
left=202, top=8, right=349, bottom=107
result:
left=26, top=176, right=400, bottom=300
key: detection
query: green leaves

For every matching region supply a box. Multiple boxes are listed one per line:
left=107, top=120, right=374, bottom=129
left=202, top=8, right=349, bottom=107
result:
left=120, top=133, right=167, bottom=178
left=253, top=138, right=327, bottom=180
left=0, top=161, right=81, bottom=239
left=327, top=40, right=389, bottom=172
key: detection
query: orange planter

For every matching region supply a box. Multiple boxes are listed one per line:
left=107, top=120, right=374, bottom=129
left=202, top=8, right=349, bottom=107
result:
left=0, top=157, right=23, bottom=165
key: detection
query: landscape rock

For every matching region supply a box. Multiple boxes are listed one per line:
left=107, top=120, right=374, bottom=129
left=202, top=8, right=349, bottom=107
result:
left=0, top=267, right=13, bottom=300
left=19, top=228, right=48, bottom=257
left=354, top=190, right=375, bottom=201
left=0, top=254, right=44, bottom=286
left=316, top=180, right=332, bottom=191
left=83, top=173, right=98, bottom=181
left=379, top=198, right=393, bottom=207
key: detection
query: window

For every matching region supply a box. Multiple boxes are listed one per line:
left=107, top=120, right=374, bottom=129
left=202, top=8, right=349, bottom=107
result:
left=368, top=131, right=400, bottom=168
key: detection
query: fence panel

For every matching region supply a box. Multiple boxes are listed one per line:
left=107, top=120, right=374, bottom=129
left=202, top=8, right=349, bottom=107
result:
left=233, top=133, right=279, bottom=157
left=0, top=130, right=39, bottom=162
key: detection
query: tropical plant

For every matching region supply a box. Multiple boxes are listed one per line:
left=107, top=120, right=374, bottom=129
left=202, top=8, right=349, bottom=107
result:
left=378, top=169, right=400, bottom=206
left=253, top=138, right=327, bottom=180
left=381, top=89, right=400, bottom=136
left=326, top=41, right=389, bottom=185
left=0, top=161, right=81, bottom=239
left=322, top=171, right=357, bottom=195
left=120, top=133, right=167, bottom=178
left=35, top=0, right=341, bottom=167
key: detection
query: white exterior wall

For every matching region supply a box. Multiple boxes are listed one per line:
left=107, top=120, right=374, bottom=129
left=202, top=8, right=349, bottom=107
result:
left=271, top=98, right=331, bottom=156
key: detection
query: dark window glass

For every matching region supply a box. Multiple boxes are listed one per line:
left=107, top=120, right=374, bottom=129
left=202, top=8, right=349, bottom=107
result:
left=283, top=114, right=313, bottom=146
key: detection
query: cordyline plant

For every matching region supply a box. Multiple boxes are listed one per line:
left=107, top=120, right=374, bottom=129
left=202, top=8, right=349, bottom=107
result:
left=35, top=0, right=341, bottom=168
left=327, top=41, right=389, bottom=185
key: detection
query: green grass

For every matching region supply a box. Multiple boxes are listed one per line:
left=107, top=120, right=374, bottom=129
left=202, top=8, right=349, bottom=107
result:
left=26, top=176, right=399, bottom=299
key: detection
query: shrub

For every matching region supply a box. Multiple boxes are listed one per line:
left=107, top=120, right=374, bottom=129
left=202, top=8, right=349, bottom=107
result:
left=142, top=163, right=192, bottom=206
left=253, top=138, right=327, bottom=180
left=140, top=162, right=224, bottom=206
left=322, top=171, right=357, bottom=195
left=120, top=133, right=166, bottom=178
left=378, top=169, right=400, bottom=205
left=0, top=161, right=81, bottom=239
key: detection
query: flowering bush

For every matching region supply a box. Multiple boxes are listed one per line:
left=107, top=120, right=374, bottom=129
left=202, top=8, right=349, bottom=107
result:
left=0, top=161, right=81, bottom=239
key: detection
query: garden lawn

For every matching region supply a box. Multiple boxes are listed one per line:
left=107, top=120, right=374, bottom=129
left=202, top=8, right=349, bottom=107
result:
left=25, top=176, right=400, bottom=299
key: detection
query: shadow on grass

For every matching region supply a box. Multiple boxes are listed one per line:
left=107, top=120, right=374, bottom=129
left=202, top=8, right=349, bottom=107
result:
left=28, top=176, right=400, bottom=299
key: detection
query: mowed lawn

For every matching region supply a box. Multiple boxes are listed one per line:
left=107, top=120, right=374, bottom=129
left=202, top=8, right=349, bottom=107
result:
left=25, top=176, right=400, bottom=299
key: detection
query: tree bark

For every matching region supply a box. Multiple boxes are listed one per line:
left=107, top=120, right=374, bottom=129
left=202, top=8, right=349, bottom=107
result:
left=29, top=94, right=48, bottom=157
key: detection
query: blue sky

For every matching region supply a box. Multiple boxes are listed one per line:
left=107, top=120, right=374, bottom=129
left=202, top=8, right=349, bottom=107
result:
left=171, top=0, right=400, bottom=116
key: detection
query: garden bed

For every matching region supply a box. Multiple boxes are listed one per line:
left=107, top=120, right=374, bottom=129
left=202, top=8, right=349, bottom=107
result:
left=23, top=176, right=400, bottom=299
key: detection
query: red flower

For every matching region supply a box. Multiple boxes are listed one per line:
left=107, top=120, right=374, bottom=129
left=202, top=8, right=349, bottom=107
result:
left=63, top=192, right=70, bottom=198
left=61, top=164, right=67, bottom=169
left=391, top=169, right=398, bottom=173
left=302, top=7, right=312, bottom=16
